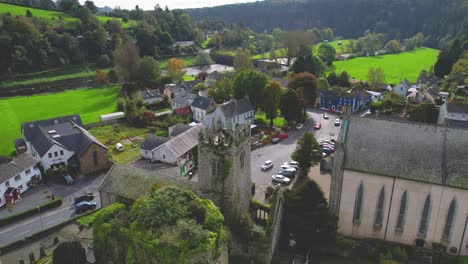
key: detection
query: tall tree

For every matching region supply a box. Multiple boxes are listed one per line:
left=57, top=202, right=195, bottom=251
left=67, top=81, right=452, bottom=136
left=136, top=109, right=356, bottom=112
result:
left=167, top=58, right=186, bottom=82
left=84, top=1, right=97, bottom=13
left=113, top=42, right=140, bottom=85
left=283, top=180, right=338, bottom=253
left=232, top=70, right=268, bottom=109
left=261, top=80, right=282, bottom=127
left=137, top=56, right=161, bottom=88
left=288, top=72, right=318, bottom=115
left=384, top=39, right=402, bottom=53
left=279, top=89, right=302, bottom=122
left=317, top=43, right=336, bottom=65
left=233, top=48, right=252, bottom=71
left=291, top=132, right=322, bottom=178
left=208, top=77, right=233, bottom=103
left=367, top=67, right=386, bottom=88
left=193, top=51, right=214, bottom=66
left=337, top=71, right=351, bottom=87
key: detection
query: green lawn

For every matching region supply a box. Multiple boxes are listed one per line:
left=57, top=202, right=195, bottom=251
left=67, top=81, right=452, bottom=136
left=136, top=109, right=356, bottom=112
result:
left=255, top=112, right=285, bottom=128
left=0, top=3, right=136, bottom=28
left=160, top=56, right=196, bottom=69
left=330, top=47, right=439, bottom=83
left=0, top=68, right=111, bottom=88
left=201, top=38, right=211, bottom=49
left=251, top=48, right=287, bottom=60
left=0, top=85, right=120, bottom=156
left=314, top=39, right=352, bottom=54
left=216, top=49, right=237, bottom=56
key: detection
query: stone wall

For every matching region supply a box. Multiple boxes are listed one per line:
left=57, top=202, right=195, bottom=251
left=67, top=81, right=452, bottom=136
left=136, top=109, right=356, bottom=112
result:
left=268, top=190, right=285, bottom=263
left=79, top=143, right=111, bottom=175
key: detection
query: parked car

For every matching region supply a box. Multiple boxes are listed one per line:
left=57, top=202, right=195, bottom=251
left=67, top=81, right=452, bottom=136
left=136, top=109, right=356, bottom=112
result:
left=278, top=132, right=289, bottom=140
left=280, top=164, right=297, bottom=171
left=278, top=168, right=296, bottom=178
left=283, top=161, right=299, bottom=169
left=74, top=193, right=94, bottom=204
left=75, top=201, right=97, bottom=214
left=334, top=119, right=341, bottom=126
left=261, top=160, right=273, bottom=171
left=271, top=138, right=280, bottom=144
left=323, top=113, right=329, bottom=119
left=63, top=174, right=75, bottom=185
left=314, top=123, right=322, bottom=130
left=272, top=175, right=291, bottom=185
left=322, top=146, right=334, bottom=153
left=322, top=148, right=333, bottom=155
left=296, top=123, right=304, bottom=130
left=321, top=139, right=335, bottom=146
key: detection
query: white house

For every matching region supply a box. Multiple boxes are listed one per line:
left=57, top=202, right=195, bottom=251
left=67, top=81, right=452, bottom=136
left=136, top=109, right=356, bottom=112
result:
left=140, top=124, right=203, bottom=176
left=22, top=115, right=110, bottom=174
left=392, top=79, right=411, bottom=97
left=202, top=98, right=254, bottom=129
left=438, top=102, right=468, bottom=128
left=191, top=96, right=216, bottom=122
left=0, top=153, right=41, bottom=207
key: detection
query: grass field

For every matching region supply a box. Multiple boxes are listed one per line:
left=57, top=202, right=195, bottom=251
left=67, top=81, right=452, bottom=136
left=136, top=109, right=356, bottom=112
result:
left=0, top=3, right=136, bottom=28
left=201, top=38, right=211, bottom=49
left=0, top=85, right=120, bottom=156
left=330, top=47, right=439, bottom=83
left=313, top=39, right=352, bottom=54
left=251, top=48, right=287, bottom=60
left=0, top=68, right=111, bottom=88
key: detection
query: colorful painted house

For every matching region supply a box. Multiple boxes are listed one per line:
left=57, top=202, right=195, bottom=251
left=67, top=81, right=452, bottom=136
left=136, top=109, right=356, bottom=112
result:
left=318, top=90, right=372, bottom=113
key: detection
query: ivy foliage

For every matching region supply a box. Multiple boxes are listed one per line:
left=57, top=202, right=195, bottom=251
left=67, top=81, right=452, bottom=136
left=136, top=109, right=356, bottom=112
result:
left=93, top=186, right=226, bottom=264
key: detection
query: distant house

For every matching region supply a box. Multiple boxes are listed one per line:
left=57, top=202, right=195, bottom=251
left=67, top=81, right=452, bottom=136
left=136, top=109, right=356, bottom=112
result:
left=177, top=80, right=202, bottom=93
left=191, top=96, right=216, bottom=122
left=203, top=98, right=255, bottom=129
left=318, top=90, right=372, bottom=113
left=0, top=153, right=41, bottom=207
left=407, top=86, right=440, bottom=105
left=163, top=84, right=183, bottom=102
left=173, top=41, right=195, bottom=47
left=365, top=90, right=383, bottom=102
left=392, top=79, right=411, bottom=97
left=375, top=83, right=392, bottom=91
left=140, top=124, right=203, bottom=176
left=438, top=102, right=468, bottom=128
left=22, top=115, right=110, bottom=174
left=171, top=90, right=197, bottom=110
left=140, top=89, right=163, bottom=104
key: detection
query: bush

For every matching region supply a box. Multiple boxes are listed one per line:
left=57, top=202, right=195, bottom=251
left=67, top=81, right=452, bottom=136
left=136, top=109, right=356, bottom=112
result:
left=0, top=199, right=62, bottom=227
left=97, top=54, right=111, bottom=67
left=108, top=69, right=119, bottom=83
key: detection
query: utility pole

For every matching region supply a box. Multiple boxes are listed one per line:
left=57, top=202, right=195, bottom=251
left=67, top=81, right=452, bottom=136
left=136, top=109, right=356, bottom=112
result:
left=37, top=206, right=44, bottom=231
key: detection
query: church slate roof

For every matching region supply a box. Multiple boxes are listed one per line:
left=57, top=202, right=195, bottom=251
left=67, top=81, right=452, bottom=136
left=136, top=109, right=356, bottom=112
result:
left=343, top=116, right=468, bottom=189
left=191, top=96, right=213, bottom=110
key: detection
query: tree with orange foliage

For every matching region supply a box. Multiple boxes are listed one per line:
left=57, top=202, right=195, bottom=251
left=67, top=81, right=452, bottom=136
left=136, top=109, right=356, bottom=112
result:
left=95, top=69, right=109, bottom=86
left=167, top=58, right=186, bottom=82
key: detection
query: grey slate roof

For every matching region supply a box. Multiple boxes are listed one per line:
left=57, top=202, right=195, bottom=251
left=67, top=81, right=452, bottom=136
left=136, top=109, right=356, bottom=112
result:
left=99, top=164, right=198, bottom=201
left=172, top=90, right=197, bottom=105
left=343, top=116, right=468, bottom=189
left=22, top=115, right=106, bottom=157
left=141, top=89, right=162, bottom=100
left=169, top=123, right=191, bottom=137
left=163, top=124, right=203, bottom=158
left=140, top=135, right=169, bottom=151
left=220, top=98, right=254, bottom=118
left=447, top=102, right=468, bottom=114
left=191, top=96, right=213, bottom=110
left=0, top=153, right=39, bottom=184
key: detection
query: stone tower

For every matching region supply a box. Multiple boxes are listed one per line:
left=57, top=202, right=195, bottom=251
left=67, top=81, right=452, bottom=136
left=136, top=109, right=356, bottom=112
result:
left=198, top=123, right=252, bottom=218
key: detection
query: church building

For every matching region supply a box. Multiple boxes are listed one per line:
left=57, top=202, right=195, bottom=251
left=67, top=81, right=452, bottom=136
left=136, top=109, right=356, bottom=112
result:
left=329, top=116, right=468, bottom=256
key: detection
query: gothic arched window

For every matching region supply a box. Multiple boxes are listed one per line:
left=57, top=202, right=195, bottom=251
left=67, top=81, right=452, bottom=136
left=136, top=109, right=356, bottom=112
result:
left=240, top=151, right=245, bottom=169
left=442, top=198, right=457, bottom=242
left=395, top=191, right=408, bottom=232
left=418, top=194, right=431, bottom=237
left=353, top=182, right=364, bottom=224
left=374, top=186, right=385, bottom=229
left=211, top=160, right=218, bottom=177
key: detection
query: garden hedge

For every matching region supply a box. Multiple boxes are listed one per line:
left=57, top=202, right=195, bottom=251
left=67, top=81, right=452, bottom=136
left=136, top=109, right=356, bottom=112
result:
left=0, top=199, right=62, bottom=227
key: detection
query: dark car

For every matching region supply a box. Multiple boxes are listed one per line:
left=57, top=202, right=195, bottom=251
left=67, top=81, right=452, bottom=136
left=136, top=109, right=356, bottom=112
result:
left=75, top=201, right=97, bottom=214
left=271, top=138, right=280, bottom=144
left=74, top=193, right=94, bottom=204
left=278, top=169, right=296, bottom=178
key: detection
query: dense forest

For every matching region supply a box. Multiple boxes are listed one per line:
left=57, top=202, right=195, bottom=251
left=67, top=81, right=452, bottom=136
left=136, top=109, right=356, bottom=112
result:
left=187, top=0, right=467, bottom=48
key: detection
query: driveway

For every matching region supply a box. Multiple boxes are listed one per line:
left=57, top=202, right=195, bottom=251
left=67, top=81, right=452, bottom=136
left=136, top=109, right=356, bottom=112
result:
left=251, top=109, right=341, bottom=202
left=0, top=172, right=106, bottom=247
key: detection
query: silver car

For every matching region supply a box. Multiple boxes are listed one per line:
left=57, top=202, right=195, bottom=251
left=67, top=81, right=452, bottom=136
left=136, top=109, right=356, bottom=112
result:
left=261, top=160, right=273, bottom=171
left=272, top=175, right=291, bottom=184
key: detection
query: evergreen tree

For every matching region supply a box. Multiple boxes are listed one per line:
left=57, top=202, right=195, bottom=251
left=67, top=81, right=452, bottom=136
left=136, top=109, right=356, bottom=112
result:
left=53, top=241, right=86, bottom=264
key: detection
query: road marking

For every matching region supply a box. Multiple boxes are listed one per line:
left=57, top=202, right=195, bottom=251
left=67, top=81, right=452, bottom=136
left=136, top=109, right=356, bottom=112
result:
left=14, top=230, right=31, bottom=238
left=46, top=218, right=63, bottom=225
left=0, top=206, right=72, bottom=234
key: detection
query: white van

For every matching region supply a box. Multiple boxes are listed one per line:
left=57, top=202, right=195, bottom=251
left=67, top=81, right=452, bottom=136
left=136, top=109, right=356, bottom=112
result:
left=115, top=143, right=124, bottom=152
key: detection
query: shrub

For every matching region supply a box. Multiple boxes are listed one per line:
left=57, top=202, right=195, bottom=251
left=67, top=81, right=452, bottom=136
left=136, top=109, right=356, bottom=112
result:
left=108, top=69, right=119, bottom=83
left=97, top=54, right=111, bottom=67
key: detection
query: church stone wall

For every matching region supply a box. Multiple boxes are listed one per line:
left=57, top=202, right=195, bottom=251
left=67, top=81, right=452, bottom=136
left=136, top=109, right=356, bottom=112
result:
left=339, top=169, right=468, bottom=256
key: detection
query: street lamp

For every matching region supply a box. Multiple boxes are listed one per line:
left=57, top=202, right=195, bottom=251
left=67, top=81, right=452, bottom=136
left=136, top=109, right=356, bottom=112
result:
left=37, top=206, right=44, bottom=231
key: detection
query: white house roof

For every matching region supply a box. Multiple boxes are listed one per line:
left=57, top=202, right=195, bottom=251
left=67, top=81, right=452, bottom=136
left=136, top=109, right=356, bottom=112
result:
left=163, top=124, right=203, bottom=158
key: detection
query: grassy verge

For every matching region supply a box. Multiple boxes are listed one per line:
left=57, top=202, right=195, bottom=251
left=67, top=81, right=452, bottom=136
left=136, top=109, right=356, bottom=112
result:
left=201, top=38, right=211, bottom=49
left=255, top=112, right=285, bottom=128
left=330, top=47, right=439, bottom=83
left=0, top=199, right=62, bottom=227
left=251, top=48, right=287, bottom=60
left=0, top=85, right=120, bottom=156
left=313, top=39, right=352, bottom=54
left=0, top=68, right=111, bottom=88
left=75, top=209, right=100, bottom=228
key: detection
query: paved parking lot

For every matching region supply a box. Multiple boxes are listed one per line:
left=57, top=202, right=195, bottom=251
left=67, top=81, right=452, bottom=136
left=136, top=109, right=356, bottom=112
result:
left=251, top=109, right=341, bottom=202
